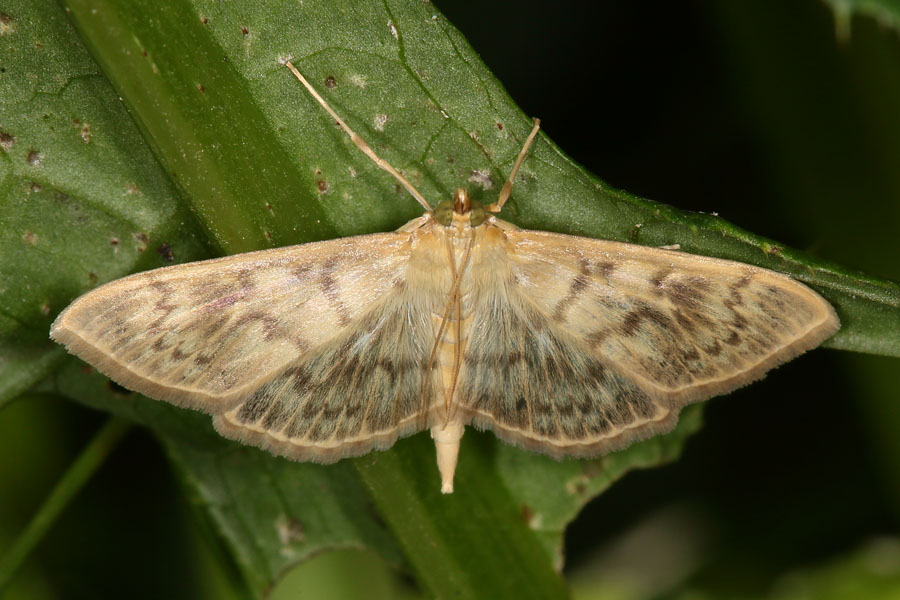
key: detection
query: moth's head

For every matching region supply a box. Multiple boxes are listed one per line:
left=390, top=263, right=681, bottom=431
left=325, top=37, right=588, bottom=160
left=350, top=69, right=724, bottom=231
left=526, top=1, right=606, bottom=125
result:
left=433, top=188, right=487, bottom=228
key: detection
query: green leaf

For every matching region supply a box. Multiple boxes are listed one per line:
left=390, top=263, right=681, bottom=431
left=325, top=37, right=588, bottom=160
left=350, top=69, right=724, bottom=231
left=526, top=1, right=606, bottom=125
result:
left=822, top=0, right=900, bottom=38
left=3, top=0, right=900, bottom=596
left=0, top=0, right=209, bottom=406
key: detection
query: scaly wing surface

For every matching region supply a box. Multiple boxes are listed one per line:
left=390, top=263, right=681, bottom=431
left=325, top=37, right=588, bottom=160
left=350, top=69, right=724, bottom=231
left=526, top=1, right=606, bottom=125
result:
left=458, top=230, right=839, bottom=457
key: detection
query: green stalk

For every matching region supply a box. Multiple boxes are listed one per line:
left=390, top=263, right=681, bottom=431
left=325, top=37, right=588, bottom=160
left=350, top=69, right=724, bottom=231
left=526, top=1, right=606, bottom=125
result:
left=0, top=417, right=131, bottom=592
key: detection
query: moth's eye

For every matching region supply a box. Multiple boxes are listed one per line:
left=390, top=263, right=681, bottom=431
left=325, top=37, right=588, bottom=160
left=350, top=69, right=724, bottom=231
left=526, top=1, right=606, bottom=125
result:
left=434, top=200, right=453, bottom=226
left=469, top=204, right=486, bottom=227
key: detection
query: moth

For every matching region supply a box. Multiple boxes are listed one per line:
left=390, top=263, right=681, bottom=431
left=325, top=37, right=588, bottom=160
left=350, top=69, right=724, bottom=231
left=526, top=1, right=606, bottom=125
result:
left=50, top=61, right=840, bottom=493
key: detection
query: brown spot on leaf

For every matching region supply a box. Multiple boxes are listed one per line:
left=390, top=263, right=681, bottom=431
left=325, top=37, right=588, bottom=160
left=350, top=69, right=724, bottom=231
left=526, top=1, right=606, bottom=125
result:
left=0, top=12, right=14, bottom=36
left=316, top=180, right=328, bottom=193
left=324, top=75, right=337, bottom=89
left=133, top=232, right=149, bottom=252
left=0, top=131, right=13, bottom=152
left=156, top=242, right=174, bottom=262
left=521, top=504, right=533, bottom=524
left=26, top=150, right=41, bottom=166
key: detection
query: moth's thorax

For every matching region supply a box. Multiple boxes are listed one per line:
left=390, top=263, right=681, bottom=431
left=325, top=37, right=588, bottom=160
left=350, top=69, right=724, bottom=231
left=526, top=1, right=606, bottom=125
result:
left=404, top=188, right=520, bottom=419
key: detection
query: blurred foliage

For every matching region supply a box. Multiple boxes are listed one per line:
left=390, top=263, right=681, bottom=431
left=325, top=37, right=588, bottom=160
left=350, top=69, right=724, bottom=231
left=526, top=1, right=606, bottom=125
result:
left=1, top=0, right=900, bottom=598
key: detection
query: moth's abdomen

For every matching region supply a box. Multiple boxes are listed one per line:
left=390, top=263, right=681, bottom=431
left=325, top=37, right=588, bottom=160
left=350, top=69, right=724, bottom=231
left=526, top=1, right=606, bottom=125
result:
left=429, top=308, right=475, bottom=412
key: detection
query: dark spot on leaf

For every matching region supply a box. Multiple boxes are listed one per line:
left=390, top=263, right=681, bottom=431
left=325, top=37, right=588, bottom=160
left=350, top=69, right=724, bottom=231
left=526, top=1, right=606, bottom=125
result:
left=0, top=131, right=13, bottom=152
left=324, top=75, right=337, bottom=89
left=241, top=26, right=249, bottom=35
left=520, top=504, right=533, bottom=524
left=133, top=232, right=149, bottom=251
left=110, top=237, right=119, bottom=246
left=201, top=17, right=208, bottom=24
left=29, top=182, right=41, bottom=193
left=317, top=180, right=328, bottom=193
left=26, top=150, right=41, bottom=166
left=198, top=84, right=205, bottom=93
left=496, top=122, right=503, bottom=130
left=156, top=243, right=174, bottom=262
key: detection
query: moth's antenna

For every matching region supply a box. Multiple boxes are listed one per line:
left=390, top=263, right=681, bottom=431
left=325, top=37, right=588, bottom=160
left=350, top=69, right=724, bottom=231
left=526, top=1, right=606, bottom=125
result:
left=283, top=61, right=432, bottom=212
left=491, top=118, right=541, bottom=212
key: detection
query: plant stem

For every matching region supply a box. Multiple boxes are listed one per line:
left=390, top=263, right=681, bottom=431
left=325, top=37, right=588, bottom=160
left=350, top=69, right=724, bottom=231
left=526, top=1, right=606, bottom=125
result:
left=0, top=417, right=131, bottom=592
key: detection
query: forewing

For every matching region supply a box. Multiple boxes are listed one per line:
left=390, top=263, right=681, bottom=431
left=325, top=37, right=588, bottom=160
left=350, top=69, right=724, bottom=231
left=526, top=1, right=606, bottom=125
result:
left=51, top=233, right=415, bottom=413
left=458, top=229, right=838, bottom=457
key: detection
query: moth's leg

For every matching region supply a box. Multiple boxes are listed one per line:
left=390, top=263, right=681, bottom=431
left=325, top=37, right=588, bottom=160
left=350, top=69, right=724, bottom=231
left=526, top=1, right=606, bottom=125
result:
left=490, top=118, right=541, bottom=212
left=283, top=60, right=432, bottom=212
